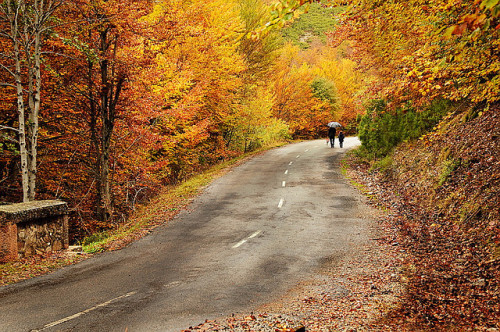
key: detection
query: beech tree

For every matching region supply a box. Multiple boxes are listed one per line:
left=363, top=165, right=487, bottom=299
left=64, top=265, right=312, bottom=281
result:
left=0, top=0, right=64, bottom=202
left=63, top=0, right=150, bottom=222
left=269, top=0, right=500, bottom=106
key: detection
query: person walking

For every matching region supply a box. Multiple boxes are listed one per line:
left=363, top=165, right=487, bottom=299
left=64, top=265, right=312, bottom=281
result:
left=328, top=126, right=336, bottom=148
left=338, top=131, right=345, bottom=148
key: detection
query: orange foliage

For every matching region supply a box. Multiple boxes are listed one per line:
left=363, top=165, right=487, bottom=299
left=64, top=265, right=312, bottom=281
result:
left=1, top=0, right=345, bottom=238
left=269, top=0, right=499, bottom=110
left=328, top=0, right=500, bottom=107
left=270, top=43, right=334, bottom=138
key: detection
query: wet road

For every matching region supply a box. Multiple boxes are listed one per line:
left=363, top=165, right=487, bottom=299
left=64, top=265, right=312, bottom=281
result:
left=0, top=138, right=369, bottom=331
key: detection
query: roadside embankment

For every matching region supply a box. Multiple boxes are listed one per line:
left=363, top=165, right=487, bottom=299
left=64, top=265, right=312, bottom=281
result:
left=347, top=105, right=500, bottom=330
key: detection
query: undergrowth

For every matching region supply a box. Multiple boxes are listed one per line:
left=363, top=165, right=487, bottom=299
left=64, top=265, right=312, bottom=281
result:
left=350, top=103, right=500, bottom=329
left=357, top=99, right=452, bottom=161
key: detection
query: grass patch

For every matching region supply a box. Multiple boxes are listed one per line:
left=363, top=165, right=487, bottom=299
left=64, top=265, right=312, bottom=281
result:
left=438, top=158, right=461, bottom=186
left=370, top=154, right=393, bottom=173
left=81, top=231, right=110, bottom=253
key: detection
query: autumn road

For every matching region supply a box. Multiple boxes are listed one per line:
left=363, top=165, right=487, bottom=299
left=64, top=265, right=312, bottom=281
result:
left=0, top=138, right=370, bottom=332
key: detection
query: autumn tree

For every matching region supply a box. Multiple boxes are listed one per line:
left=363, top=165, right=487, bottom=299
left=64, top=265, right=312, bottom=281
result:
left=220, top=0, right=289, bottom=152
left=237, top=0, right=282, bottom=85
left=312, top=45, right=376, bottom=130
left=141, top=0, right=250, bottom=182
left=0, top=0, right=350, bottom=237
left=0, top=0, right=64, bottom=202
left=55, top=0, right=152, bottom=222
left=270, top=42, right=333, bottom=138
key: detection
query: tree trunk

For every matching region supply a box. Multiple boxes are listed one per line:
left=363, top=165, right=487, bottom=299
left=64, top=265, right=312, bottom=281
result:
left=100, top=125, right=112, bottom=221
left=27, top=16, right=42, bottom=201
left=1, top=0, right=63, bottom=202
left=8, top=3, right=29, bottom=202
left=14, top=42, right=29, bottom=203
left=89, top=27, right=125, bottom=223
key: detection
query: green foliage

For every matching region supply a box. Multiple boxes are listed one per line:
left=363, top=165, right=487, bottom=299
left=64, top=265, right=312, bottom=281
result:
left=438, top=158, right=462, bottom=186
left=81, top=231, right=109, bottom=246
left=281, top=3, right=339, bottom=48
left=0, top=140, right=18, bottom=155
left=311, top=77, right=338, bottom=106
left=371, top=154, right=394, bottom=173
left=81, top=231, right=110, bottom=253
left=358, top=99, right=452, bottom=159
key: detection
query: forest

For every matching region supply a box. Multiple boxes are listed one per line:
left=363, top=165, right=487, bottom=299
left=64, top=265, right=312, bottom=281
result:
left=1, top=0, right=499, bottom=329
left=1, top=0, right=367, bottom=241
left=1, top=0, right=498, bottom=244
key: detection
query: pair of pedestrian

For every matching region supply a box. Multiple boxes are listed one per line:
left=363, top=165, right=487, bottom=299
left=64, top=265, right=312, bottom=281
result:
left=328, top=127, right=345, bottom=148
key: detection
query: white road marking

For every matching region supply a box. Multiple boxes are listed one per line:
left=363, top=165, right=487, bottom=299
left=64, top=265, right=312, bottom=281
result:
left=296, top=155, right=300, bottom=158
left=36, top=291, right=137, bottom=331
left=284, top=170, right=288, bottom=175
left=232, top=230, right=262, bottom=248
left=278, top=198, right=284, bottom=208
left=289, top=161, right=293, bottom=165
left=164, top=281, right=182, bottom=288
left=232, top=239, right=247, bottom=248
left=282, top=181, right=286, bottom=187
left=248, top=230, right=261, bottom=239
left=305, top=149, right=309, bottom=152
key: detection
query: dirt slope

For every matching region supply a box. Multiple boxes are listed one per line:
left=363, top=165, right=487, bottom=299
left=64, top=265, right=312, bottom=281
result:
left=350, top=104, right=499, bottom=330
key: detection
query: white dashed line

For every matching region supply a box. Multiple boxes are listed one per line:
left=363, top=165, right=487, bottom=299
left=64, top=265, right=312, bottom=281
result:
left=305, top=149, right=309, bottom=152
left=289, top=161, right=293, bottom=165
left=232, top=239, right=247, bottom=248
left=35, top=291, right=137, bottom=331
left=233, top=230, right=262, bottom=248
left=296, top=155, right=300, bottom=158
left=248, top=230, right=261, bottom=239
left=282, top=181, right=286, bottom=187
left=284, top=170, right=288, bottom=175
left=278, top=198, right=284, bottom=208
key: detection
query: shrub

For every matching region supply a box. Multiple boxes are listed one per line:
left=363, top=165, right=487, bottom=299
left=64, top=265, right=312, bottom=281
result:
left=357, top=99, right=452, bottom=160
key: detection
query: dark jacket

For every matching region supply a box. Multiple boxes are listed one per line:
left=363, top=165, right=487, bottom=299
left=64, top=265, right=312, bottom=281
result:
left=338, top=132, right=345, bottom=142
left=328, top=127, right=337, bottom=138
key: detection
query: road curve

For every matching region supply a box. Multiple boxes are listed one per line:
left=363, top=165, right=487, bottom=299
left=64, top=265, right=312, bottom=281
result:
left=0, top=137, right=369, bottom=332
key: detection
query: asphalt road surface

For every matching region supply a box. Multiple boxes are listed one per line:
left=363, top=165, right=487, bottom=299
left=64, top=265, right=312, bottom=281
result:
left=0, top=137, right=370, bottom=332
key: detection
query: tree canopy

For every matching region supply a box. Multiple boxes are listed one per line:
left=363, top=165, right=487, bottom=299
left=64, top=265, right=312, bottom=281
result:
left=1, top=0, right=497, bottom=240
left=0, top=0, right=343, bottom=238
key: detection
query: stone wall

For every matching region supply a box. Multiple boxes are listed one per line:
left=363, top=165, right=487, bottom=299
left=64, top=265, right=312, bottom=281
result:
left=0, top=222, right=17, bottom=262
left=0, top=200, right=69, bottom=262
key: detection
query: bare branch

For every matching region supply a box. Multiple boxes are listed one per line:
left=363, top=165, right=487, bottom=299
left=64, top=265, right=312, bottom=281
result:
left=0, top=30, right=14, bottom=40
left=40, top=17, right=94, bottom=33
left=0, top=125, right=19, bottom=133
left=0, top=51, right=15, bottom=60
left=0, top=63, right=16, bottom=77
left=0, top=82, right=16, bottom=88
